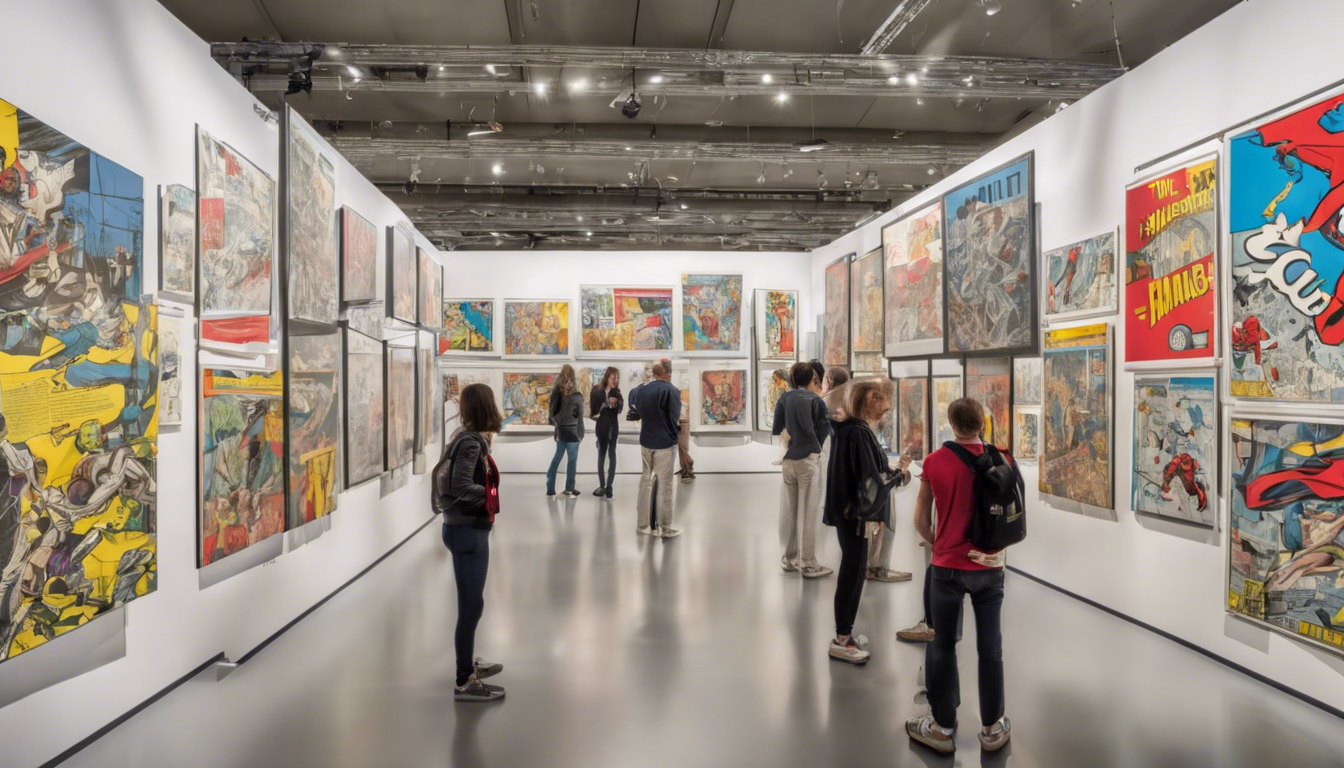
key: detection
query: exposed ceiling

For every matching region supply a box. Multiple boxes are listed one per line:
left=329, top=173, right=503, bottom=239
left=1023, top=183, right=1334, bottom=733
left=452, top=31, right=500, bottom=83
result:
left=161, top=0, right=1242, bottom=250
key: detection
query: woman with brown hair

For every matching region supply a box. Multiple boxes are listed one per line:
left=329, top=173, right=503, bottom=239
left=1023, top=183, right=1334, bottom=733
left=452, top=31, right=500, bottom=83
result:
left=434, top=383, right=506, bottom=701
left=589, top=366, right=624, bottom=498
left=546, top=364, right=585, bottom=497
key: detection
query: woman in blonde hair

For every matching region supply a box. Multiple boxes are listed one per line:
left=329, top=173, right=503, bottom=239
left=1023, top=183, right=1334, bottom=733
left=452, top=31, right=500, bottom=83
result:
left=546, top=364, right=585, bottom=497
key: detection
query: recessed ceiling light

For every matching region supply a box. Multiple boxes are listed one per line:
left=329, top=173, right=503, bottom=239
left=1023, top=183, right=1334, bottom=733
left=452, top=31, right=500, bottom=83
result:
left=927, top=166, right=937, bottom=176
left=576, top=215, right=584, bottom=222
left=680, top=203, right=688, bottom=210
left=534, top=81, right=548, bottom=95
left=485, top=64, right=497, bottom=75
left=906, top=73, right=919, bottom=85
left=775, top=92, right=790, bottom=103
left=625, top=146, right=633, bottom=151
left=346, top=66, right=360, bottom=78
left=492, top=163, right=504, bottom=176
left=649, top=74, right=664, bottom=84
left=585, top=231, right=593, bottom=237
left=888, top=75, right=899, bottom=85
left=571, top=78, right=589, bottom=92
left=762, top=74, right=774, bottom=84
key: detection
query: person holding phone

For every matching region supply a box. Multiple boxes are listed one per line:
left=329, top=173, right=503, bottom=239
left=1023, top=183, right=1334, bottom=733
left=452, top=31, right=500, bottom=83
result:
left=590, top=366, right=623, bottom=498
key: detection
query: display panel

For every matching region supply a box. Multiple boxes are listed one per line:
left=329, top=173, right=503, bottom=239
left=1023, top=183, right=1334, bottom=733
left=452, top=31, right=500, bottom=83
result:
left=1012, top=356, right=1041, bottom=406
left=197, top=125, right=274, bottom=323
left=883, top=201, right=944, bottom=357
left=754, top=289, right=798, bottom=362
left=823, top=254, right=851, bottom=366
left=502, top=300, right=570, bottom=357
left=896, top=377, right=929, bottom=460
left=385, top=345, right=416, bottom=468
left=1132, top=374, right=1216, bottom=526
left=341, top=206, right=378, bottom=305
left=160, top=315, right=183, bottom=426
left=850, top=247, right=884, bottom=360
left=160, top=184, right=196, bottom=299
left=682, top=273, right=743, bottom=352
left=965, top=357, right=1011, bottom=451
left=580, top=285, right=674, bottom=352
left=287, top=332, right=340, bottom=529
left=1124, top=157, right=1217, bottom=364
left=1045, top=230, right=1117, bottom=321
left=757, top=366, right=790, bottom=432
left=343, top=329, right=385, bottom=487
left=1013, top=408, right=1040, bottom=464
left=387, top=223, right=416, bottom=325
left=931, top=375, right=963, bottom=445
left=693, top=361, right=751, bottom=432
left=417, top=248, right=442, bottom=331
left=1040, top=323, right=1113, bottom=509
left=501, top=370, right=559, bottom=433
left=441, top=299, right=495, bottom=355
left=284, top=108, right=338, bottom=326
left=943, top=153, right=1036, bottom=355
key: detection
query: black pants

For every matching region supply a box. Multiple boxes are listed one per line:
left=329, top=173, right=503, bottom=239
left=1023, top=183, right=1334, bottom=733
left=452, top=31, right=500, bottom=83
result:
left=833, top=522, right=869, bottom=637
left=596, top=431, right=617, bottom=488
left=443, top=523, right=490, bottom=685
left=926, top=566, right=1005, bottom=729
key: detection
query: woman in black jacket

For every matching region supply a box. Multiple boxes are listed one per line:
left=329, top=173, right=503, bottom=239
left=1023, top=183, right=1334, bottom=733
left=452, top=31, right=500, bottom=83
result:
left=434, top=383, right=506, bottom=702
left=590, top=366, right=623, bottom=498
left=823, top=377, right=912, bottom=666
left=546, top=364, right=585, bottom=497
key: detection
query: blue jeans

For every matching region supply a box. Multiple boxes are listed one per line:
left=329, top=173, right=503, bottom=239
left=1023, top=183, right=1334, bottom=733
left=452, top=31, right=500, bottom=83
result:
left=926, top=566, right=1005, bottom=729
left=546, top=440, right=580, bottom=493
left=442, top=524, right=490, bottom=685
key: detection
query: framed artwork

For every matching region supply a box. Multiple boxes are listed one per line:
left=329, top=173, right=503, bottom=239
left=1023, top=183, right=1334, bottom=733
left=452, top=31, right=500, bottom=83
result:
left=341, top=205, right=378, bottom=305
left=931, top=374, right=964, bottom=445
left=672, top=360, right=692, bottom=415
left=965, top=356, right=1012, bottom=451
left=1228, top=417, right=1344, bottom=657
left=577, top=364, right=614, bottom=418
left=417, top=247, right=443, bottom=331
left=387, top=222, right=416, bottom=325
left=416, top=338, right=436, bottom=453
left=896, top=376, right=929, bottom=460
left=443, top=369, right=501, bottom=440
left=1124, top=155, right=1217, bottom=366
left=852, top=352, right=886, bottom=374
left=754, top=289, right=798, bottom=362
left=1012, top=357, right=1042, bottom=406
left=1132, top=374, right=1216, bottom=526
left=693, top=360, right=752, bottom=432
left=1040, top=323, right=1113, bottom=509
left=823, top=254, right=852, bottom=366
left=757, top=365, right=791, bottom=432
left=1044, top=229, right=1118, bottom=322
left=385, top=344, right=416, bottom=469
left=501, top=369, right=560, bottom=433
left=502, top=300, right=570, bottom=357
left=1229, top=92, right=1344, bottom=403
left=159, top=183, right=196, bottom=300
left=199, top=368, right=284, bottom=567
left=286, top=331, right=340, bottom=529
left=883, top=201, right=944, bottom=357
left=942, top=152, right=1037, bottom=355
left=347, top=302, right=384, bottom=341
left=441, top=299, right=495, bottom=356
left=283, top=107, right=338, bottom=326
left=580, top=285, right=674, bottom=353
left=160, top=314, right=183, bottom=426
left=343, top=327, right=385, bottom=487
left=850, top=247, right=885, bottom=362
left=682, top=273, right=744, bottom=353
left=1013, top=408, right=1040, bottom=464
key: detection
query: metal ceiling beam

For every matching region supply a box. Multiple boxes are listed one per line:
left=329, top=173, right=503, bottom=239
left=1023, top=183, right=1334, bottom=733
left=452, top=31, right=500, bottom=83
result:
left=705, top=0, right=737, bottom=49
left=860, top=0, right=937, bottom=54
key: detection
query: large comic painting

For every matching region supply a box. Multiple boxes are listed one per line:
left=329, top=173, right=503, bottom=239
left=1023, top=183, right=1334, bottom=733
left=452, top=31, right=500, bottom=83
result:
left=1045, top=230, right=1116, bottom=321
left=943, top=154, right=1036, bottom=355
left=1133, top=374, right=1215, bottom=526
left=1125, top=158, right=1217, bottom=364
left=850, top=247, right=884, bottom=358
left=757, top=366, right=789, bottom=432
left=504, top=300, right=569, bottom=356
left=897, top=377, right=928, bottom=460
left=581, top=286, right=673, bottom=352
left=696, top=365, right=749, bottom=431
left=883, top=202, right=943, bottom=357
left=343, top=329, right=384, bottom=487
left=287, top=333, right=339, bottom=529
left=199, top=369, right=283, bottom=566
left=387, top=223, right=416, bottom=325
left=441, top=299, right=494, bottom=355
left=284, top=110, right=337, bottom=326
left=755, top=289, right=797, bottom=362
left=823, top=255, right=850, bottom=367
left=965, top=357, right=1011, bottom=451
left=932, top=375, right=962, bottom=445
left=0, top=102, right=159, bottom=661
left=1041, top=323, right=1112, bottom=509
left=160, top=184, right=195, bottom=298
left=682, top=274, right=743, bottom=352
left=417, top=248, right=442, bottom=331
left=385, top=345, right=416, bottom=468
left=197, top=126, right=273, bottom=324
left=1230, top=93, right=1344, bottom=402
left=501, top=370, right=557, bottom=432
left=1229, top=418, right=1344, bottom=656
left=341, top=206, right=377, bottom=305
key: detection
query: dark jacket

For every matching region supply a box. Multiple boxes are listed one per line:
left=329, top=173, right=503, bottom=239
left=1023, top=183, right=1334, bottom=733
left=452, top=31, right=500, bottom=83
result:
left=549, top=387, right=585, bottom=442
left=772, top=388, right=831, bottom=460
left=590, top=384, right=623, bottom=437
left=434, top=430, right=492, bottom=529
left=823, top=417, right=910, bottom=531
left=628, top=379, right=681, bottom=449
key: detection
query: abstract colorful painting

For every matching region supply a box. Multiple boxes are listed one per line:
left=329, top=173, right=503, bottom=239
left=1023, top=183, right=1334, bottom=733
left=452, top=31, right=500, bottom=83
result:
left=287, top=333, right=339, bottom=529
left=754, top=289, right=798, bottom=361
left=1132, top=374, right=1215, bottom=525
left=695, top=365, right=750, bottom=431
left=503, top=300, right=569, bottom=356
left=416, top=341, right=435, bottom=454
left=897, top=377, right=929, bottom=460
left=197, top=126, right=274, bottom=318
left=965, top=357, right=1011, bottom=451
left=160, top=315, right=182, bottom=426
left=1228, top=417, right=1344, bottom=656
left=851, top=247, right=885, bottom=362
left=387, top=223, right=416, bottom=325
left=943, top=153, right=1036, bottom=355
left=501, top=370, right=558, bottom=432
left=385, top=345, right=416, bottom=468
left=1041, top=323, right=1112, bottom=509
left=200, top=368, right=284, bottom=567
left=1013, top=408, right=1040, bottom=464
left=581, top=285, right=673, bottom=352
left=441, top=299, right=494, bottom=355
left=343, top=329, right=384, bottom=487
left=1125, top=157, right=1217, bottom=364
left=160, top=184, right=196, bottom=298
left=1044, top=230, right=1117, bottom=321
left=932, top=375, right=963, bottom=445
left=757, top=367, right=790, bottom=432
left=417, top=247, right=442, bottom=331
left=1230, top=93, right=1344, bottom=402
left=682, top=273, right=743, bottom=352
left=823, top=255, right=851, bottom=367
left=284, top=109, right=338, bottom=326
left=884, top=201, right=944, bottom=357
left=1013, top=357, right=1041, bottom=406
left=341, top=205, right=377, bottom=305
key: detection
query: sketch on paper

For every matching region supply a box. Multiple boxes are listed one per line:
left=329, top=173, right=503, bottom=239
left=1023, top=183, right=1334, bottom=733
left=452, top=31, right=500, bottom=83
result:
left=502, top=371, right=558, bottom=431
left=504, top=300, right=569, bottom=356
left=581, top=286, right=673, bottom=352
left=682, top=274, right=743, bottom=352
left=850, top=247, right=884, bottom=357
left=441, top=299, right=494, bottom=355
left=160, top=184, right=196, bottom=298
left=932, top=375, right=963, bottom=445
left=344, top=330, right=384, bottom=487
left=1132, top=374, right=1215, bottom=526
left=884, top=201, right=944, bottom=357
left=160, top=315, right=182, bottom=426
left=965, top=357, right=1011, bottom=451
left=417, top=248, right=442, bottom=330
left=417, top=343, right=435, bottom=453
left=197, top=126, right=273, bottom=317
left=341, top=206, right=377, bottom=304
left=287, top=332, right=340, bottom=529
left=200, top=369, right=284, bottom=566
left=823, top=255, right=851, bottom=366
left=1040, top=323, right=1112, bottom=509
left=1013, top=357, right=1041, bottom=406
left=758, top=367, right=790, bottom=432
left=1013, top=409, right=1039, bottom=464
left=1045, top=230, right=1117, bottom=320
left=285, top=110, right=338, bottom=325
left=699, top=368, right=749, bottom=429
left=897, top=377, right=928, bottom=460
left=755, top=289, right=797, bottom=361
left=387, top=223, right=416, bottom=324
left=347, top=302, right=383, bottom=341
left=385, top=345, right=416, bottom=468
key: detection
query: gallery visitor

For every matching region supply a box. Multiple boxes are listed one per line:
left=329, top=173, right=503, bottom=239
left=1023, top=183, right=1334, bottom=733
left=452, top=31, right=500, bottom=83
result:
left=545, top=365, right=585, bottom=498
left=628, top=360, right=682, bottom=538
left=773, top=360, right=833, bottom=578
left=434, top=383, right=506, bottom=702
left=823, top=377, right=912, bottom=665
left=589, top=366, right=623, bottom=498
left=659, top=356, right=695, bottom=483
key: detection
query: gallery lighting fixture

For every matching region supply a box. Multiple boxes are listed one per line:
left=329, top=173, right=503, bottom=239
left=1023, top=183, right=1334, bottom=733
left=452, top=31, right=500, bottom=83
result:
left=570, top=78, right=589, bottom=92
left=761, top=74, right=774, bottom=84
left=680, top=203, right=688, bottom=210
left=576, top=215, right=584, bottom=222
left=927, top=166, right=938, bottom=175
left=796, top=138, right=831, bottom=152
left=649, top=74, right=664, bottom=84
left=585, top=231, right=593, bottom=236
left=775, top=92, right=790, bottom=103
left=486, top=64, right=496, bottom=74
left=346, top=65, right=361, bottom=79
left=975, top=0, right=1002, bottom=16
left=622, top=92, right=642, bottom=118
left=888, top=75, right=899, bottom=85
left=534, top=81, right=548, bottom=95
left=906, top=73, right=919, bottom=85
left=492, top=163, right=504, bottom=175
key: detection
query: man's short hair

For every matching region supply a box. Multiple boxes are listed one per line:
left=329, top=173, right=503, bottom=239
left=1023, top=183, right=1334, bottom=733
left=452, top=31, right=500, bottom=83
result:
left=789, top=361, right=815, bottom=389
left=650, top=361, right=668, bottom=377
left=947, top=397, right=984, bottom=437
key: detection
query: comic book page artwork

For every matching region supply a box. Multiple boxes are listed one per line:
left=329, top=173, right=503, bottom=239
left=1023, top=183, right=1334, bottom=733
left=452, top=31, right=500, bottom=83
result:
left=682, top=274, right=743, bottom=352
left=758, top=367, right=790, bottom=432
left=965, top=357, right=1011, bottom=451
left=1040, top=323, right=1112, bottom=509
left=503, top=301, right=569, bottom=356
left=1013, top=357, right=1041, bottom=406
left=285, top=110, right=338, bottom=325
left=1132, top=374, right=1215, bottom=526
left=341, top=206, right=377, bottom=305
left=823, top=256, right=850, bottom=367
left=1125, top=158, right=1216, bottom=364
left=287, top=332, right=340, bottom=529
left=160, top=184, right=196, bottom=297
left=932, top=375, right=963, bottom=445
left=197, top=126, right=273, bottom=317
left=200, top=369, right=284, bottom=567
left=441, top=300, right=494, bottom=355
left=159, top=316, right=182, bottom=426
left=897, top=377, right=928, bottom=460
left=344, top=330, right=384, bottom=487
left=755, top=290, right=797, bottom=361
left=1013, top=408, right=1040, bottom=464
left=388, top=224, right=416, bottom=324
left=1045, top=231, right=1117, bottom=320
left=850, top=248, right=884, bottom=354
left=943, top=155, right=1035, bottom=354
left=698, top=368, right=749, bottom=429
left=883, top=202, right=943, bottom=357
left=501, top=371, right=558, bottom=432
left=385, top=346, right=416, bottom=468
left=581, top=286, right=673, bottom=352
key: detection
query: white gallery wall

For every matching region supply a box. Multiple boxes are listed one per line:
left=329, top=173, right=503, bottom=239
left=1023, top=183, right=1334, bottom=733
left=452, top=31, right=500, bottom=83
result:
left=444, top=249, right=813, bottom=473
left=0, top=2, right=443, bottom=766
left=810, top=0, right=1344, bottom=711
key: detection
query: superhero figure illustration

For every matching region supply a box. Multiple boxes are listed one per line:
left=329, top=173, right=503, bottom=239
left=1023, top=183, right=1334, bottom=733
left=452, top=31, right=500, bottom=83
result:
left=1161, top=453, right=1208, bottom=511
left=1231, top=316, right=1278, bottom=383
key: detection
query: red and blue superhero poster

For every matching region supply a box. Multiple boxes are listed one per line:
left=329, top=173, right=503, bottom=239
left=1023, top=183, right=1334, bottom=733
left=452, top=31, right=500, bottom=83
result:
left=1230, top=92, right=1344, bottom=402
left=1124, top=158, right=1217, bottom=364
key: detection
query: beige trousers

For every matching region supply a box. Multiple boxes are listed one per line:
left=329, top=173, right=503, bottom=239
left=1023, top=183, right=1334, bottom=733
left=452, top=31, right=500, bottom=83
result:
left=780, top=453, right=822, bottom=568
left=638, top=446, right=676, bottom=530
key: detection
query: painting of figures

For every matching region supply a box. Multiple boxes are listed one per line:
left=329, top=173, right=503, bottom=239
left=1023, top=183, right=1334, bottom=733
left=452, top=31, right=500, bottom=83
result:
left=1013, top=357, right=1041, bottom=406
left=441, top=299, right=494, bottom=355
left=1132, top=374, right=1216, bottom=526
left=965, top=357, right=1011, bottom=451
left=824, top=255, right=851, bottom=366
left=287, top=332, right=340, bottom=529
left=1041, top=323, right=1112, bottom=509
left=502, top=371, right=559, bottom=432
left=695, top=365, right=750, bottom=431
left=757, top=367, right=790, bottom=431
left=1045, top=230, right=1116, bottom=321
left=581, top=285, right=673, bottom=352
left=160, top=315, right=182, bottom=426
left=197, top=126, right=274, bottom=318
left=682, top=274, right=743, bottom=352
left=160, top=184, right=196, bottom=298
left=850, top=247, right=884, bottom=358
left=932, top=375, right=963, bottom=445
left=1013, top=409, right=1040, bottom=464
left=200, top=369, right=284, bottom=567
left=897, top=377, right=929, bottom=460
left=284, top=108, right=338, bottom=326
left=343, top=329, right=384, bottom=487
left=884, top=202, right=944, bottom=357
left=754, top=289, right=798, bottom=362
left=387, top=223, right=416, bottom=324
left=943, top=153, right=1036, bottom=355
left=341, top=206, right=377, bottom=305
left=503, top=300, right=569, bottom=356
left=417, top=248, right=442, bottom=331
left=385, top=345, right=416, bottom=468
left=443, top=369, right=498, bottom=435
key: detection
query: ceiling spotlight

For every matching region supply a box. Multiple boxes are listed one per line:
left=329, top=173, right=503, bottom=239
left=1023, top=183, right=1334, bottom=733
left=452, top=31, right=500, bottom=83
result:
left=577, top=215, right=584, bottom=222
left=624, top=146, right=633, bottom=151
left=975, top=0, right=1002, bottom=16
left=888, top=75, right=899, bottom=85
left=534, top=81, right=548, bottom=95
left=485, top=64, right=497, bottom=75
left=585, top=231, right=593, bottom=237
left=492, top=163, right=504, bottom=176
left=622, top=92, right=643, bottom=118
left=775, top=92, right=791, bottom=103
left=795, top=138, right=831, bottom=152
left=680, top=203, right=688, bottom=210
left=570, top=78, right=589, bottom=92
left=762, top=74, right=774, bottom=84
left=649, top=74, right=664, bottom=84
left=439, top=65, right=446, bottom=72
left=346, top=65, right=361, bottom=79
left=906, top=73, right=919, bottom=86
left=927, top=166, right=938, bottom=176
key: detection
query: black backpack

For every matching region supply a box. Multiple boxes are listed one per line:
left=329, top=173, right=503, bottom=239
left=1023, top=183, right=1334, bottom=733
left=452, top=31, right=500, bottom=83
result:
left=943, top=441, right=1027, bottom=551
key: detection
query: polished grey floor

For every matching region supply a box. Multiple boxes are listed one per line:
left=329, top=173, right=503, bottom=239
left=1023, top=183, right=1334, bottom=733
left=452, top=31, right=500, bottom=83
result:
left=66, top=474, right=1344, bottom=768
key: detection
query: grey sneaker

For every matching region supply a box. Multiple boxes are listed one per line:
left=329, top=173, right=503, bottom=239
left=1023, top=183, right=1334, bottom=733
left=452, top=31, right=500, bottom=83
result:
left=828, top=636, right=870, bottom=665
left=801, top=565, right=834, bottom=579
left=637, top=526, right=657, bottom=536
left=867, top=568, right=912, bottom=582
left=474, top=658, right=503, bottom=679
left=659, top=527, right=683, bottom=539
left=455, top=673, right=505, bottom=702
left=979, top=717, right=1011, bottom=751
left=897, top=621, right=936, bottom=643
left=781, top=557, right=800, bottom=573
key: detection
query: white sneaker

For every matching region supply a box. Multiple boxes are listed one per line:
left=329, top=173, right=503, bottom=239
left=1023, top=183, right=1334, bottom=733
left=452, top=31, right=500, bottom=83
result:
left=637, top=526, right=657, bottom=536
left=897, top=621, right=935, bottom=643
left=828, top=636, right=870, bottom=665
left=907, top=714, right=955, bottom=754
left=659, top=527, right=682, bottom=539
left=979, top=717, right=1011, bottom=751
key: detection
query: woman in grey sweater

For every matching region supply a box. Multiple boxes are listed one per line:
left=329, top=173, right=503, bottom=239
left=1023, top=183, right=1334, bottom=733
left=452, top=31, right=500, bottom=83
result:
left=546, top=364, right=586, bottom=497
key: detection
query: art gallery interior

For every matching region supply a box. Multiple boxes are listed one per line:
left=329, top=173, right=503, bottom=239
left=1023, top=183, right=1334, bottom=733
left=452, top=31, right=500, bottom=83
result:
left=7, top=0, right=1344, bottom=766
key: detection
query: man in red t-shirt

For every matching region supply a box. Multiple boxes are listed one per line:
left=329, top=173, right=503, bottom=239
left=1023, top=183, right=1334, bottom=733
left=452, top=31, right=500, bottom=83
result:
left=906, top=398, right=1010, bottom=755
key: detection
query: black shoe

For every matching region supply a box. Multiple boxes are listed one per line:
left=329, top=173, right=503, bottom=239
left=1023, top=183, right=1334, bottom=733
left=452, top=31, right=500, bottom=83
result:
left=593, top=487, right=606, bottom=496
left=605, top=486, right=613, bottom=498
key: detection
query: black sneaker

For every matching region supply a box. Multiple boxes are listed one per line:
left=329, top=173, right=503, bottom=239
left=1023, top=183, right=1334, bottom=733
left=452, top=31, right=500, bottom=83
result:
left=563, top=489, right=581, bottom=498
left=455, top=673, right=505, bottom=702
left=593, top=487, right=606, bottom=497
left=605, top=486, right=613, bottom=498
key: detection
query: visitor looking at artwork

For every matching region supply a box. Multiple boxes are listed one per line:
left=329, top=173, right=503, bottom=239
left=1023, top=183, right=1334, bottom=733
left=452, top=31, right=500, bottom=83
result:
left=589, top=366, right=623, bottom=498
left=773, top=360, right=833, bottom=579
left=628, top=360, right=682, bottom=538
left=545, top=365, right=585, bottom=497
